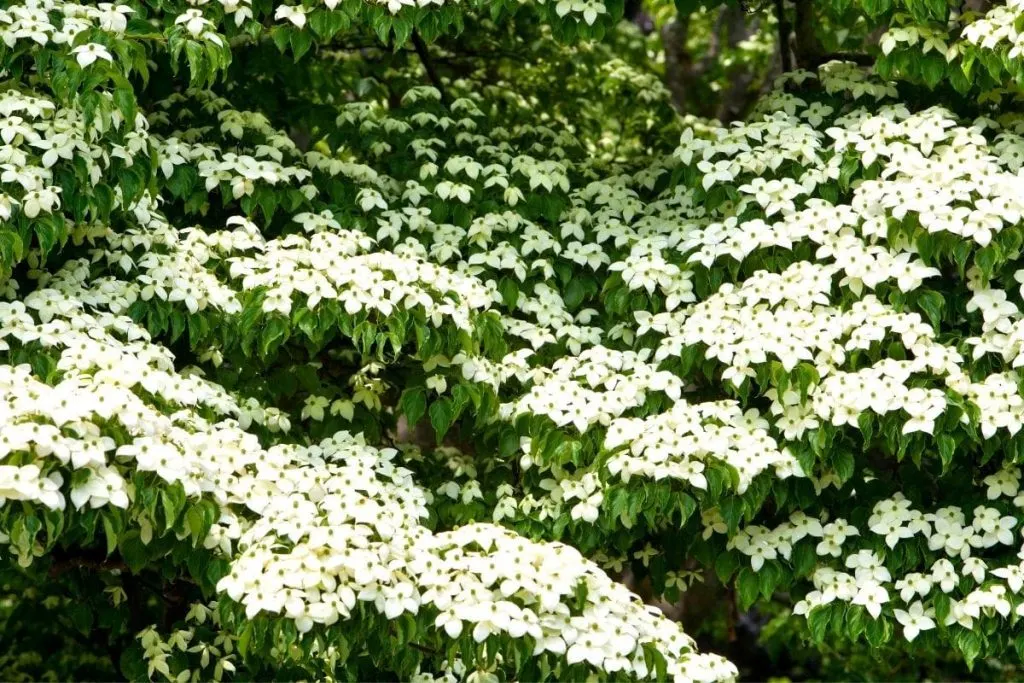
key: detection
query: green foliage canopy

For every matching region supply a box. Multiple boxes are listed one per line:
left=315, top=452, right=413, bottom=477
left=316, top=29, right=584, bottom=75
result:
left=3, top=0, right=1024, bottom=680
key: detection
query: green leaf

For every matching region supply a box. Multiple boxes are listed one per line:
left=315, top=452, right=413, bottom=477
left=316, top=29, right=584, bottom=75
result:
left=937, top=433, right=956, bottom=472
left=160, top=484, right=187, bottom=529
left=429, top=398, right=454, bottom=442
left=0, top=230, right=23, bottom=267
left=920, top=53, right=946, bottom=88
left=119, top=531, right=149, bottom=573
left=858, top=412, right=875, bottom=448
left=43, top=509, right=64, bottom=549
left=934, top=591, right=951, bottom=625
left=400, top=386, right=427, bottom=427
left=1014, top=632, right=1024, bottom=663
left=563, top=277, right=587, bottom=310
left=271, top=26, right=292, bottom=53
left=34, top=217, right=63, bottom=259
left=238, top=622, right=254, bottom=658
left=715, top=551, right=739, bottom=583
left=497, top=277, right=519, bottom=308
left=832, top=450, right=855, bottom=483
left=846, top=605, right=867, bottom=640
left=102, top=513, right=118, bottom=556
left=916, top=290, right=945, bottom=328
left=956, top=629, right=982, bottom=669
left=864, top=615, right=890, bottom=648
left=976, top=244, right=999, bottom=280
left=186, top=505, right=207, bottom=546
left=758, top=561, right=782, bottom=600
left=791, top=542, right=816, bottom=577
left=924, top=0, right=948, bottom=19
left=794, top=363, right=819, bottom=400
left=184, top=41, right=208, bottom=85
left=290, top=30, right=313, bottom=61
left=719, top=497, right=743, bottom=533
left=736, top=567, right=759, bottom=610
left=259, top=316, right=290, bottom=358
left=113, top=86, right=137, bottom=124
left=807, top=606, right=831, bottom=643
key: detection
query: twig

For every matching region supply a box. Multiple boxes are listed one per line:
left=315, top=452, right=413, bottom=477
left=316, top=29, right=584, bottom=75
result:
left=408, top=642, right=438, bottom=656
left=49, top=556, right=128, bottom=579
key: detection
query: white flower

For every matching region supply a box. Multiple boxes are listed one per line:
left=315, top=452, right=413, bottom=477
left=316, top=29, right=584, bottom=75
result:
left=994, top=564, right=1024, bottom=593
left=275, top=5, right=309, bottom=27
left=426, top=375, right=447, bottom=394
left=69, top=466, right=129, bottom=510
left=893, top=601, right=935, bottom=641
left=852, top=581, right=889, bottom=619
left=301, top=395, right=330, bottom=422
left=175, top=9, right=214, bottom=37
left=71, top=43, right=113, bottom=68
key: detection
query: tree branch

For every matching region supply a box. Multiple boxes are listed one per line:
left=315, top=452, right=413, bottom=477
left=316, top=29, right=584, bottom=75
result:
left=662, top=6, right=743, bottom=115
left=661, top=15, right=693, bottom=112
left=48, top=555, right=127, bottom=579
left=726, top=584, right=738, bottom=643
left=775, top=0, right=793, bottom=73
left=792, top=0, right=825, bottom=68
left=411, top=31, right=450, bottom=106
left=408, top=641, right=438, bottom=656
left=715, top=11, right=764, bottom=121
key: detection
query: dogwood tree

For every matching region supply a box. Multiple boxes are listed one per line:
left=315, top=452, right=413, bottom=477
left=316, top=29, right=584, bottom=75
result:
left=3, top=0, right=1024, bottom=680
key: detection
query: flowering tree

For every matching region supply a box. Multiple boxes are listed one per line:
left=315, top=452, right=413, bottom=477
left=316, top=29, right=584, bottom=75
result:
left=4, top=0, right=1024, bottom=680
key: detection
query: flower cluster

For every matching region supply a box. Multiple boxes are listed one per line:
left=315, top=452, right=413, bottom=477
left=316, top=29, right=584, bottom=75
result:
left=604, top=400, right=801, bottom=492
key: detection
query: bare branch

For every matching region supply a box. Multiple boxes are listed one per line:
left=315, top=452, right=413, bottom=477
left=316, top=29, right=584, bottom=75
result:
left=792, top=0, right=826, bottom=68
left=775, top=0, right=793, bottom=72
left=411, top=31, right=450, bottom=106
